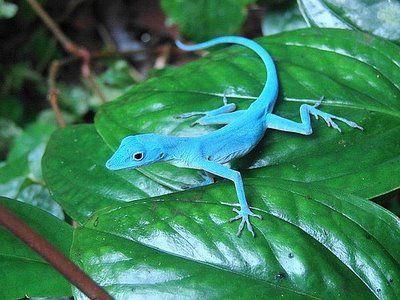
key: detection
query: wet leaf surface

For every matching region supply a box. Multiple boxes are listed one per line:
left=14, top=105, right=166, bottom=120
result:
left=71, top=178, right=400, bottom=299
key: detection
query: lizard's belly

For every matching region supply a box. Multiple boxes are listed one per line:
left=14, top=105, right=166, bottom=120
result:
left=206, top=123, right=265, bottom=164
left=212, top=147, right=252, bottom=164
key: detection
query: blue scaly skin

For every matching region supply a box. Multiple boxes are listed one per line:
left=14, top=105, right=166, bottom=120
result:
left=106, top=36, right=363, bottom=237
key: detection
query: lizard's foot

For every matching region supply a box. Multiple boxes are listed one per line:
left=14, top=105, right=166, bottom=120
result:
left=229, top=207, right=262, bottom=237
left=310, top=107, right=364, bottom=133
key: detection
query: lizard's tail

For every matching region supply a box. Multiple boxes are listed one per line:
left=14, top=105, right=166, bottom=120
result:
left=176, top=36, right=278, bottom=113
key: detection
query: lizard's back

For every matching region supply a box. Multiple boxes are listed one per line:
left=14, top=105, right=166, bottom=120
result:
left=198, top=109, right=267, bottom=164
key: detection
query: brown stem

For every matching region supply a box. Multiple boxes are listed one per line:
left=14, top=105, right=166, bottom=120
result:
left=26, top=0, right=73, bottom=49
left=85, top=73, right=107, bottom=103
left=27, top=0, right=91, bottom=77
left=0, top=203, right=112, bottom=300
left=48, top=60, right=67, bottom=127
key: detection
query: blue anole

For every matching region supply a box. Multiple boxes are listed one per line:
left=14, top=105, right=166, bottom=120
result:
left=106, top=36, right=363, bottom=237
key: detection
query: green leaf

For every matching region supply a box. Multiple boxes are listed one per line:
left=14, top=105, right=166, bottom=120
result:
left=71, top=178, right=400, bottom=299
left=0, top=122, right=63, bottom=218
left=298, top=0, right=400, bottom=43
left=7, top=122, right=55, bottom=162
left=3, top=63, right=42, bottom=94
left=0, top=0, right=17, bottom=19
left=99, top=60, right=136, bottom=89
left=7, top=122, right=56, bottom=182
left=0, top=197, right=72, bottom=299
left=95, top=28, right=400, bottom=199
left=42, top=125, right=212, bottom=223
left=161, top=0, right=255, bottom=41
left=262, top=0, right=308, bottom=36
left=23, top=28, right=60, bottom=71
left=0, top=158, right=29, bottom=199
left=16, top=182, right=64, bottom=219
left=0, top=96, right=23, bottom=123
left=0, top=118, right=21, bottom=158
left=0, top=158, right=63, bottom=219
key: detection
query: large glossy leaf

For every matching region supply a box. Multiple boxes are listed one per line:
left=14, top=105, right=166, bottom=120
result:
left=161, top=0, right=255, bottom=42
left=42, top=125, right=211, bottom=223
left=71, top=178, right=400, bottom=299
left=298, top=0, right=400, bottom=43
left=0, top=197, right=72, bottom=299
left=95, top=28, right=400, bottom=199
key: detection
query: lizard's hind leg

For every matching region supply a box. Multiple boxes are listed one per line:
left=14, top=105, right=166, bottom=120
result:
left=267, top=101, right=363, bottom=134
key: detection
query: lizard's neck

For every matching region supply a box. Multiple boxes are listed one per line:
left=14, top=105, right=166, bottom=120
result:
left=155, top=135, right=189, bottom=161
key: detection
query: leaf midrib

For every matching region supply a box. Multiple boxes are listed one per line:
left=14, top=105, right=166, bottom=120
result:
left=108, top=88, right=400, bottom=120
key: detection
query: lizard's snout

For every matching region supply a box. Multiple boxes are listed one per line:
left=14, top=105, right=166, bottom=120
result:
left=105, top=158, right=115, bottom=170
left=105, top=156, right=121, bottom=170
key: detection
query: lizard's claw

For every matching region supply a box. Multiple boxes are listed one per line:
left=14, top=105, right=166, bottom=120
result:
left=309, top=102, right=364, bottom=133
left=229, top=208, right=262, bottom=237
left=319, top=114, right=364, bottom=132
left=324, top=117, right=342, bottom=132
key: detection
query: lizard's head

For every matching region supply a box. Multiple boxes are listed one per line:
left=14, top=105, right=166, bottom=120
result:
left=105, top=134, right=166, bottom=171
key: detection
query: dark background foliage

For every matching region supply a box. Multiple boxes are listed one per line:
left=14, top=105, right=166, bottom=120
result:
left=0, top=0, right=399, bottom=299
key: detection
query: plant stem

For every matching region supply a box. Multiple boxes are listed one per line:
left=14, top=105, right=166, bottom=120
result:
left=26, top=0, right=91, bottom=77
left=48, top=60, right=67, bottom=127
left=0, top=203, right=112, bottom=299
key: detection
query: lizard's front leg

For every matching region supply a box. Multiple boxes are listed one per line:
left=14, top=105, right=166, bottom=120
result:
left=175, top=94, right=236, bottom=126
left=196, top=160, right=262, bottom=237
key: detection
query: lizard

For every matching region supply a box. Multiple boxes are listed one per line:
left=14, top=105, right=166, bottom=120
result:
left=105, top=36, right=363, bottom=237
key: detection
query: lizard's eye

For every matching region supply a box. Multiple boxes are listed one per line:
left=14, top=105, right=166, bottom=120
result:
left=133, top=152, right=144, bottom=161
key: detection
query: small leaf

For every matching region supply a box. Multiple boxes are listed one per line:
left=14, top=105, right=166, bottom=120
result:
left=262, top=0, right=309, bottom=36
left=71, top=179, right=400, bottom=299
left=0, top=158, right=29, bottom=199
left=99, top=60, right=136, bottom=89
left=7, top=122, right=56, bottom=182
left=298, top=0, right=400, bottom=43
left=161, top=0, right=255, bottom=41
left=0, top=197, right=72, bottom=299
left=0, top=118, right=21, bottom=157
left=0, top=0, right=17, bottom=19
